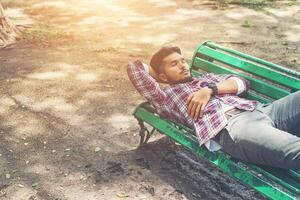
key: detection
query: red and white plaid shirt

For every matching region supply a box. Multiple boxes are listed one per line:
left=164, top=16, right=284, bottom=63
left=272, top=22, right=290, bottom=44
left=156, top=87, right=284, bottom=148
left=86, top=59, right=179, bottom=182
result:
left=128, top=60, right=258, bottom=146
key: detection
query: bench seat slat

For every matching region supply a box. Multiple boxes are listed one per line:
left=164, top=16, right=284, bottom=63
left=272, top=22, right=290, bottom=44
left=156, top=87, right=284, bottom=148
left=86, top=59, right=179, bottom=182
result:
left=197, top=46, right=300, bottom=91
left=192, top=57, right=290, bottom=100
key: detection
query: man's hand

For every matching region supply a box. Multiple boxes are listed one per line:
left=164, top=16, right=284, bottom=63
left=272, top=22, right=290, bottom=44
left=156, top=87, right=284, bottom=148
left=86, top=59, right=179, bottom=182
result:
left=187, top=88, right=212, bottom=120
left=149, top=66, right=161, bottom=82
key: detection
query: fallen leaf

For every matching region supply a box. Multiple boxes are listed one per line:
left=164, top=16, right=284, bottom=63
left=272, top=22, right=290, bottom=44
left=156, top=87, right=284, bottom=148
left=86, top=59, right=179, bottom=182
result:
left=31, top=182, right=39, bottom=188
left=104, top=85, right=114, bottom=88
left=94, top=147, right=101, bottom=153
left=287, top=46, right=297, bottom=50
left=116, top=193, right=129, bottom=198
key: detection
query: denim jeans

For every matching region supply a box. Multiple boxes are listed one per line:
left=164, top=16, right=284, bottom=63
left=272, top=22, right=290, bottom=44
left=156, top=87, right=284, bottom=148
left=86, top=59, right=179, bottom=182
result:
left=219, top=91, right=300, bottom=170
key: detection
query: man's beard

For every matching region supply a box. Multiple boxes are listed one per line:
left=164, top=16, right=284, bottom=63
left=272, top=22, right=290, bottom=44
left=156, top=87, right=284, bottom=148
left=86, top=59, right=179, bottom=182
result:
left=169, top=76, right=193, bottom=84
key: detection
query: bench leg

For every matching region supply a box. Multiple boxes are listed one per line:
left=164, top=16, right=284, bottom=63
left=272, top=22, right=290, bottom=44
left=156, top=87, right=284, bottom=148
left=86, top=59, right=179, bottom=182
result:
left=136, top=118, right=156, bottom=146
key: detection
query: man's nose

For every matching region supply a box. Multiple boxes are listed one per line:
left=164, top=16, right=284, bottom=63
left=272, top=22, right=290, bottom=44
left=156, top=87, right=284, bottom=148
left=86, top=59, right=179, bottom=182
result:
left=178, top=63, right=185, bottom=69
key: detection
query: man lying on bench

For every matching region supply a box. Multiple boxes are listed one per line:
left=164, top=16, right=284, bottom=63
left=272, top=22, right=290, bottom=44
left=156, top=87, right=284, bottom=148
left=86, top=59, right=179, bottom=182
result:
left=127, top=46, right=300, bottom=170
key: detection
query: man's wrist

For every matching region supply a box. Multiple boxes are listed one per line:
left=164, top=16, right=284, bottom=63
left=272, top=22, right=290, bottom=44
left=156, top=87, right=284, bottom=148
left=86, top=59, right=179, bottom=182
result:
left=204, top=87, right=213, bottom=96
left=207, top=82, right=218, bottom=95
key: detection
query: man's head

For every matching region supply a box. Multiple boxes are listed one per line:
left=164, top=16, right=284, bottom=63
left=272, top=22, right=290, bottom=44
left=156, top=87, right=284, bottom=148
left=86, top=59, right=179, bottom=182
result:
left=150, top=46, right=191, bottom=84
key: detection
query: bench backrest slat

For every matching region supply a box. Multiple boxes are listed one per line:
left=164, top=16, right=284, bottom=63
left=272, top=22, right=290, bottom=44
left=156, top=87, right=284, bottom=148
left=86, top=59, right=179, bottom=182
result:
left=192, top=70, right=272, bottom=103
left=196, top=45, right=300, bottom=91
left=206, top=41, right=300, bottom=80
left=192, top=57, right=290, bottom=101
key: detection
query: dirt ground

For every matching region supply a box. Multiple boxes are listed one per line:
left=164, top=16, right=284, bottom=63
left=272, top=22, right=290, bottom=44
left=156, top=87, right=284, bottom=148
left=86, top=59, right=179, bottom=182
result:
left=0, top=0, right=299, bottom=199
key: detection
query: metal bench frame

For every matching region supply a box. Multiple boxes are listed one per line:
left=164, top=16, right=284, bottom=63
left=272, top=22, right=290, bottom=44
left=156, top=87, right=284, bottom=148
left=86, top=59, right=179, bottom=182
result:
left=133, top=41, right=300, bottom=200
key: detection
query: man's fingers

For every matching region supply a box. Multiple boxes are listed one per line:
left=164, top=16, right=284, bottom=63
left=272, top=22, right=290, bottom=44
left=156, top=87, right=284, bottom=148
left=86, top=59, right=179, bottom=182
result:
left=187, top=96, right=195, bottom=115
left=187, top=94, right=193, bottom=106
left=194, top=104, right=202, bottom=120
left=188, top=100, right=195, bottom=116
left=199, top=104, right=206, bottom=117
left=190, top=102, right=198, bottom=118
left=188, top=99, right=198, bottom=117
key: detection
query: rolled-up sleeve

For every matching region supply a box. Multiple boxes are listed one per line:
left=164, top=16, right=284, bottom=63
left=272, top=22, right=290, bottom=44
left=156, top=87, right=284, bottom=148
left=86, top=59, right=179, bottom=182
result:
left=127, top=60, right=167, bottom=105
left=205, top=73, right=251, bottom=95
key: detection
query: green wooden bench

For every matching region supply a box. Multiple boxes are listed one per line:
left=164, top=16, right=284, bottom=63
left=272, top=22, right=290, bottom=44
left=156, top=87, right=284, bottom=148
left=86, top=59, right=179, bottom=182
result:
left=132, top=41, right=300, bottom=200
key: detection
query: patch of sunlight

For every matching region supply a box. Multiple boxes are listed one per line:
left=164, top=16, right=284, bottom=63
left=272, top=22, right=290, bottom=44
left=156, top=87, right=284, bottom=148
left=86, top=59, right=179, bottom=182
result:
left=5, top=8, right=28, bottom=19
left=5, top=185, right=36, bottom=200
left=77, top=16, right=109, bottom=25
left=116, top=15, right=154, bottom=27
left=164, top=8, right=214, bottom=22
left=105, top=4, right=131, bottom=13
left=12, top=117, right=46, bottom=138
left=53, top=184, right=104, bottom=199
left=27, top=71, right=67, bottom=80
left=284, top=25, right=300, bottom=42
left=68, top=114, right=86, bottom=125
left=57, top=62, right=80, bottom=71
left=226, top=29, right=241, bottom=37
left=148, top=0, right=177, bottom=7
left=0, top=96, right=16, bottom=107
left=225, top=9, right=277, bottom=23
left=0, top=96, right=16, bottom=116
left=176, top=8, right=210, bottom=17
left=13, top=94, right=34, bottom=107
left=81, top=0, right=107, bottom=3
left=122, top=15, right=154, bottom=23
left=4, top=8, right=34, bottom=26
left=266, top=6, right=299, bottom=17
left=117, top=19, right=129, bottom=27
left=76, top=73, right=98, bottom=82
left=147, top=20, right=169, bottom=26
left=32, top=1, right=90, bottom=17
left=226, top=10, right=255, bottom=19
left=137, top=33, right=177, bottom=45
left=32, top=1, right=68, bottom=9
left=0, top=107, right=8, bottom=115
left=107, top=114, right=132, bottom=130
left=81, top=91, right=113, bottom=100
left=25, top=163, right=57, bottom=176
left=34, top=97, right=77, bottom=114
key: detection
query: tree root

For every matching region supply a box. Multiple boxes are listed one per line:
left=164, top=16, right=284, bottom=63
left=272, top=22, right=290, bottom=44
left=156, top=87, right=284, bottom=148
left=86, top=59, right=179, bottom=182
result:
left=0, top=4, right=22, bottom=49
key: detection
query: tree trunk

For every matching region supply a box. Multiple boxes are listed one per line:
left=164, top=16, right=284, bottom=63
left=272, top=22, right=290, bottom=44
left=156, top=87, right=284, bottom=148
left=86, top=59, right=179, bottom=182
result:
left=0, top=3, right=21, bottom=48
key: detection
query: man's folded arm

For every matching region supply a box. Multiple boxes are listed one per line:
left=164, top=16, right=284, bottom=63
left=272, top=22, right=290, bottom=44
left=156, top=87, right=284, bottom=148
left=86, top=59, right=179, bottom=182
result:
left=127, top=60, right=167, bottom=104
left=206, top=73, right=251, bottom=95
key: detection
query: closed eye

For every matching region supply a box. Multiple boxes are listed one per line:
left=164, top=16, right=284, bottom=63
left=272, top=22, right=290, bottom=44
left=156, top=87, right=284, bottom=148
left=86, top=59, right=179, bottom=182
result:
left=171, top=61, right=177, bottom=66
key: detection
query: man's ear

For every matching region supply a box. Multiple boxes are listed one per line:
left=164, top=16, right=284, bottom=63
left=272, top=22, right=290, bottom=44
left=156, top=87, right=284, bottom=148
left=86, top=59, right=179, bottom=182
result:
left=158, top=73, right=168, bottom=83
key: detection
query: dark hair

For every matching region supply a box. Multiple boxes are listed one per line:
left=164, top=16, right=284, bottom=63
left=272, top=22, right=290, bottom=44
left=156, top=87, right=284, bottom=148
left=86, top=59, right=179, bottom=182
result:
left=150, top=46, right=181, bottom=74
